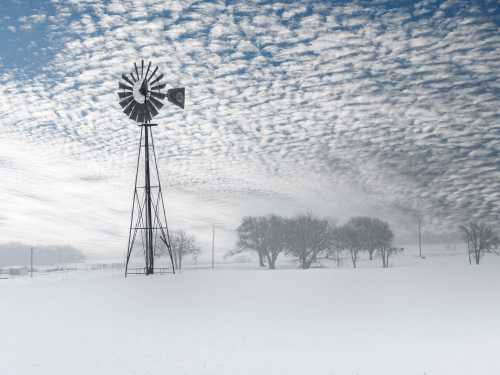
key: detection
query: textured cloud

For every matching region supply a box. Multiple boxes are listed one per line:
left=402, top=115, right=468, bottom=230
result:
left=0, top=0, right=499, bottom=254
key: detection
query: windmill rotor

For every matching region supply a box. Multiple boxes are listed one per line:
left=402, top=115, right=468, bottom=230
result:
left=117, top=59, right=185, bottom=123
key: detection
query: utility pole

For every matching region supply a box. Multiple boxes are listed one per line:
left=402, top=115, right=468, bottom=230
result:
left=418, top=216, right=423, bottom=258
left=30, top=247, right=34, bottom=278
left=211, top=225, right=215, bottom=270
left=415, top=198, right=424, bottom=259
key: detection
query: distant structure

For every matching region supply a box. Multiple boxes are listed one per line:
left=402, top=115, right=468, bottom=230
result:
left=117, top=60, right=185, bottom=276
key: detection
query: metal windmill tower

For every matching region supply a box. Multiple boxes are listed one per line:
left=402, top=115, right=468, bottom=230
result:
left=117, top=60, right=185, bottom=276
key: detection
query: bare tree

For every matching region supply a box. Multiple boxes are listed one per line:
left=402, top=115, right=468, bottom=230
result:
left=465, top=234, right=472, bottom=265
left=285, top=214, right=331, bottom=269
left=335, top=220, right=363, bottom=268
left=237, top=216, right=267, bottom=267
left=345, top=216, right=380, bottom=260
left=328, top=225, right=344, bottom=268
left=169, top=230, right=201, bottom=270
left=235, top=215, right=287, bottom=269
left=329, top=233, right=344, bottom=268
left=459, top=222, right=499, bottom=265
left=334, top=217, right=397, bottom=268
left=264, top=215, right=287, bottom=269
left=379, top=247, right=403, bottom=268
left=366, top=218, right=396, bottom=268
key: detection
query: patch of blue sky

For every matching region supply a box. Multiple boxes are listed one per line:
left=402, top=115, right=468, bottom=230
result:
left=0, top=0, right=59, bottom=78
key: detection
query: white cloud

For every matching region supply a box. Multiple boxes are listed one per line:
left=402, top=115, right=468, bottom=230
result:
left=0, top=0, right=499, bottom=254
left=18, top=13, right=48, bottom=30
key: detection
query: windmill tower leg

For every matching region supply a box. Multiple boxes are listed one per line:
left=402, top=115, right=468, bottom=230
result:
left=125, top=126, right=143, bottom=277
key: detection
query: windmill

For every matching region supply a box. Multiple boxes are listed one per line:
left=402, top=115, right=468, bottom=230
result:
left=118, top=60, right=185, bottom=276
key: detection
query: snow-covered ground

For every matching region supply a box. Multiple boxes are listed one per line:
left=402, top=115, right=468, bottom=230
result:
left=1, top=251, right=500, bottom=375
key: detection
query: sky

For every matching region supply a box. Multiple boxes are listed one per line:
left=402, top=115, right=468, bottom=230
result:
left=0, top=0, right=499, bottom=258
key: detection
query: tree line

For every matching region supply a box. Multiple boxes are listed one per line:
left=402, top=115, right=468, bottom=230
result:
left=163, top=219, right=500, bottom=270
left=232, top=214, right=400, bottom=269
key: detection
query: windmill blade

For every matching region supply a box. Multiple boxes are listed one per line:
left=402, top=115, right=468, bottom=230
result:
left=144, top=61, right=152, bottom=81
left=141, top=105, right=151, bottom=123
left=141, top=60, right=144, bottom=77
left=151, top=83, right=166, bottom=91
left=124, top=101, right=136, bottom=116
left=146, top=100, right=158, bottom=117
left=140, top=104, right=148, bottom=122
left=118, top=91, right=132, bottom=99
left=119, top=82, right=133, bottom=91
left=119, top=95, right=134, bottom=109
left=130, top=72, right=137, bottom=82
left=130, top=103, right=140, bottom=121
left=138, top=103, right=148, bottom=122
left=149, top=96, right=164, bottom=110
left=134, top=62, right=139, bottom=82
left=124, top=100, right=136, bottom=116
left=147, top=65, right=158, bottom=81
left=122, top=74, right=134, bottom=87
left=150, top=91, right=166, bottom=100
left=149, top=73, right=164, bottom=86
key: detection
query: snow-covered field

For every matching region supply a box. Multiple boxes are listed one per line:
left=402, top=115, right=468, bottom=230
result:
left=1, top=252, right=500, bottom=375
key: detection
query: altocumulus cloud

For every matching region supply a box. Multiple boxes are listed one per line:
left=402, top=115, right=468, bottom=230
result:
left=0, top=0, right=499, bottom=255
